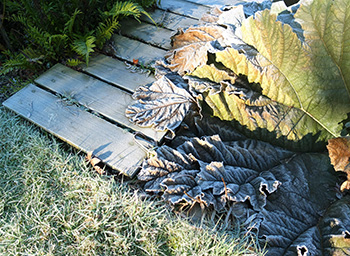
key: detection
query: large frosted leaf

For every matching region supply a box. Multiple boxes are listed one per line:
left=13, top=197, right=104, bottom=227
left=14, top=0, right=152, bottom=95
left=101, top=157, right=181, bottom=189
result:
left=212, top=0, right=350, bottom=142
left=161, top=0, right=347, bottom=149
left=188, top=78, right=327, bottom=151
left=126, top=75, right=195, bottom=135
left=190, top=64, right=237, bottom=84
left=131, top=1, right=350, bottom=254
left=138, top=134, right=349, bottom=254
left=319, top=195, right=350, bottom=255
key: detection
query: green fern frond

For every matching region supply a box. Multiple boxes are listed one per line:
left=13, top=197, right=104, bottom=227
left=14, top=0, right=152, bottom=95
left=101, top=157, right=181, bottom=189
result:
left=104, top=1, right=142, bottom=20
left=11, top=14, right=32, bottom=27
left=96, top=18, right=120, bottom=48
left=4, top=0, right=159, bottom=71
left=0, top=52, right=33, bottom=75
left=72, top=35, right=96, bottom=65
left=64, top=9, right=82, bottom=35
left=49, top=34, right=69, bottom=55
left=25, top=25, right=51, bottom=46
left=140, top=9, right=155, bottom=24
left=66, top=58, right=84, bottom=67
left=21, top=48, right=45, bottom=64
left=49, top=34, right=69, bottom=45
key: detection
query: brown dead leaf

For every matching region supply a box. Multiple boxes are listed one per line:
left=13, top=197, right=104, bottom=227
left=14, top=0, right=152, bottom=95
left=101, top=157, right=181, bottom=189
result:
left=171, top=26, right=225, bottom=49
left=327, top=137, right=350, bottom=191
left=200, top=7, right=223, bottom=24
left=165, top=25, right=226, bottom=75
left=86, top=151, right=105, bottom=175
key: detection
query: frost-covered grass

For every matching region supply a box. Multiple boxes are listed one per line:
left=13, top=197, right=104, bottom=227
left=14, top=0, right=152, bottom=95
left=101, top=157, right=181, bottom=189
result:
left=0, top=107, right=265, bottom=256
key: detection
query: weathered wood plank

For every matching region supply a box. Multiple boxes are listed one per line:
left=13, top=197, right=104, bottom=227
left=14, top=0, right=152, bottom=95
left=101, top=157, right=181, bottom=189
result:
left=159, top=0, right=210, bottom=19
left=181, top=0, right=238, bottom=7
left=84, top=54, right=155, bottom=93
left=2, top=84, right=147, bottom=176
left=35, top=64, right=166, bottom=142
left=184, top=0, right=266, bottom=6
left=110, top=34, right=166, bottom=64
left=140, top=9, right=199, bottom=31
left=120, top=19, right=173, bottom=50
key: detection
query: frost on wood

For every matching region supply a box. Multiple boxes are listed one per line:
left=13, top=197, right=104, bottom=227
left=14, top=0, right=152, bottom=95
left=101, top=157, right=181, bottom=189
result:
left=138, top=133, right=350, bottom=255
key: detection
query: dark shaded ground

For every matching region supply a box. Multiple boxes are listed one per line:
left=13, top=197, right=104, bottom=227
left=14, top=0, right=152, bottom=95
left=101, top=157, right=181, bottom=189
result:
left=0, top=71, right=36, bottom=103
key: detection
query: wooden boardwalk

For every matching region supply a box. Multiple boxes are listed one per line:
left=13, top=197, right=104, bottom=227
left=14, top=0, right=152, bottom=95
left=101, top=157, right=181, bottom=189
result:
left=3, top=0, right=236, bottom=177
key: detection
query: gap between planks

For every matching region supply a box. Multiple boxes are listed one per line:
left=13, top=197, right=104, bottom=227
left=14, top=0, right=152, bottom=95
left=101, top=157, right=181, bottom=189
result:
left=2, top=0, right=220, bottom=177
left=35, top=63, right=166, bottom=142
left=2, top=84, right=149, bottom=177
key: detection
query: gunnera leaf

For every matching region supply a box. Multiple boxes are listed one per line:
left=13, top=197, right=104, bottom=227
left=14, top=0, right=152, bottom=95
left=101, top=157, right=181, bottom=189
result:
left=164, top=24, right=239, bottom=75
left=188, top=77, right=328, bottom=151
left=327, top=137, right=350, bottom=191
left=319, top=195, right=350, bottom=255
left=125, top=75, right=195, bottom=136
left=217, top=0, right=350, bottom=132
left=138, top=135, right=349, bottom=255
left=173, top=0, right=350, bottom=150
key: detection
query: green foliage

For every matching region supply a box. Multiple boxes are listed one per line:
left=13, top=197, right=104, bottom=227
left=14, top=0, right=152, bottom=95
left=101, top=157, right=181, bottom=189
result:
left=0, top=0, right=158, bottom=74
left=71, top=34, right=96, bottom=65
left=96, top=19, right=120, bottom=49
left=66, top=58, right=84, bottom=67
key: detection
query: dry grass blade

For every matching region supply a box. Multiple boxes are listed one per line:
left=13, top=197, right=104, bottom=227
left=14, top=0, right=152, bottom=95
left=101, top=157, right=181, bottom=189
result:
left=0, top=106, right=265, bottom=256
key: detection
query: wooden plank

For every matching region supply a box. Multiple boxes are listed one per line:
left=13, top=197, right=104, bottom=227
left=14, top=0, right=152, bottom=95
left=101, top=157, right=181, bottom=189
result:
left=181, top=0, right=239, bottom=7
left=184, top=0, right=267, bottom=6
left=159, top=0, right=210, bottom=19
left=120, top=19, right=173, bottom=50
left=140, top=9, right=199, bottom=31
left=35, top=64, right=166, bottom=142
left=110, top=34, right=166, bottom=64
left=84, top=54, right=155, bottom=92
left=2, top=84, right=147, bottom=176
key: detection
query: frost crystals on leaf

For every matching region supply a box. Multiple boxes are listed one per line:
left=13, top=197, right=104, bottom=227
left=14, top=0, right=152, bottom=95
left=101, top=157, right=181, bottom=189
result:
left=126, top=75, right=195, bottom=137
left=138, top=134, right=349, bottom=255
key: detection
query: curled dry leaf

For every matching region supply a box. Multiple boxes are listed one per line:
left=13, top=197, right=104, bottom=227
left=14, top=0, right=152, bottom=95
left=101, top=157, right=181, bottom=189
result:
left=200, top=5, right=245, bottom=27
left=327, top=137, right=350, bottom=191
left=126, top=75, right=195, bottom=136
left=165, top=25, right=232, bottom=75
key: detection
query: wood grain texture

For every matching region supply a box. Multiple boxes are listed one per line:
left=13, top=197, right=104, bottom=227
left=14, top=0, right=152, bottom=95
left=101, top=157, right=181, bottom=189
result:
left=35, top=64, right=166, bottom=142
left=159, top=0, right=210, bottom=19
left=181, top=0, right=239, bottom=7
left=83, top=54, right=155, bottom=93
left=3, top=0, right=220, bottom=177
left=2, top=84, right=148, bottom=176
left=140, top=9, right=199, bottom=31
left=120, top=19, right=173, bottom=50
left=110, top=34, right=166, bottom=64
left=184, top=0, right=267, bottom=6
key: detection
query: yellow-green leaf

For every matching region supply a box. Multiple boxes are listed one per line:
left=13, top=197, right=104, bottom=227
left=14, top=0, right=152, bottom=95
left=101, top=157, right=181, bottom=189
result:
left=214, top=0, right=350, bottom=142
